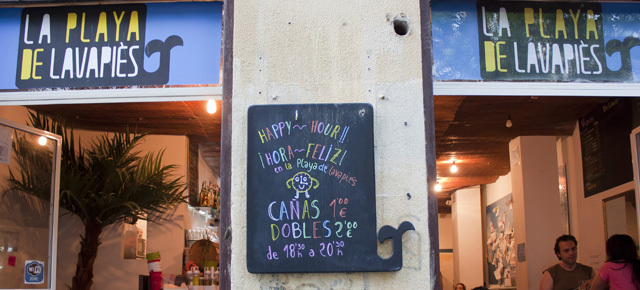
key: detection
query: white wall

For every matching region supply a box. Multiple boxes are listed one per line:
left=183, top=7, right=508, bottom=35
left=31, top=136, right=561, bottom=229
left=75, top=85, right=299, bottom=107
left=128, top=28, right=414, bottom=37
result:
left=562, top=122, right=636, bottom=272
left=439, top=213, right=453, bottom=290
left=0, top=106, right=30, bottom=198
left=231, top=0, right=433, bottom=288
left=198, top=147, right=219, bottom=189
left=510, top=136, right=564, bottom=290
left=0, top=106, right=29, bottom=124
left=451, top=186, right=484, bottom=288
left=445, top=172, right=512, bottom=290
left=486, top=173, right=512, bottom=206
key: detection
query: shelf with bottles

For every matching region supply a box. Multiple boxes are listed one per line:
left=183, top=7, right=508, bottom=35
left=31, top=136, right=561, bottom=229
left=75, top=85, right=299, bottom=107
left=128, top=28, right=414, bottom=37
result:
left=196, top=181, right=221, bottom=212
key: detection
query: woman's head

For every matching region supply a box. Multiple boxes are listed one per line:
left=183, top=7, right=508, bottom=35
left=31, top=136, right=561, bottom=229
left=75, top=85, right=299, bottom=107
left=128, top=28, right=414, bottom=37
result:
left=454, top=283, right=466, bottom=290
left=606, top=234, right=638, bottom=262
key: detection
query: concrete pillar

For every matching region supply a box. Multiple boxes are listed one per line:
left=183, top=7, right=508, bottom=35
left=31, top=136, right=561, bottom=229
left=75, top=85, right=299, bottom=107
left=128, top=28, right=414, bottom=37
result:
left=452, top=186, right=484, bottom=287
left=228, top=0, right=436, bottom=288
left=509, top=136, right=564, bottom=290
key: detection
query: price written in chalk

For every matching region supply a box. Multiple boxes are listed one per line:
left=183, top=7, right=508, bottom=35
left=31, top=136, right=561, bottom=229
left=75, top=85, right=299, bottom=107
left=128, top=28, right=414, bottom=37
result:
left=266, top=240, right=346, bottom=260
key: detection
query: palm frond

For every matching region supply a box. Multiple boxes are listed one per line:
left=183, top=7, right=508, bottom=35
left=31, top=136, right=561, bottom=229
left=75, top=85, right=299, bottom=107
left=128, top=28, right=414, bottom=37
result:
left=8, top=111, right=186, bottom=228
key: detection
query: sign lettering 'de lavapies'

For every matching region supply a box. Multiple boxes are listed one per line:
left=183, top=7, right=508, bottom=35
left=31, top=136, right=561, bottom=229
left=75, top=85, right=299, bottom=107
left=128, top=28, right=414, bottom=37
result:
left=16, top=5, right=182, bottom=89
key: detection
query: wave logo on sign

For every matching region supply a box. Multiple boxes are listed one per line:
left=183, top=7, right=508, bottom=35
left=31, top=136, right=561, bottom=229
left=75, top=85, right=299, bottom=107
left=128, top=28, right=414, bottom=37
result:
left=24, top=260, right=45, bottom=284
left=16, top=4, right=182, bottom=89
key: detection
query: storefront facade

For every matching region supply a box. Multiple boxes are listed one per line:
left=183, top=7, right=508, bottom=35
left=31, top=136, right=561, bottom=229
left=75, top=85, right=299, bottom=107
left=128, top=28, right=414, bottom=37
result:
left=0, top=0, right=439, bottom=289
left=432, top=1, right=640, bottom=289
left=0, top=1, right=227, bottom=289
left=3, top=0, right=640, bottom=289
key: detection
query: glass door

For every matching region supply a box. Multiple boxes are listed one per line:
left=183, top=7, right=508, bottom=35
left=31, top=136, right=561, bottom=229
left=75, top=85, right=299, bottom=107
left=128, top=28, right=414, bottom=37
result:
left=0, top=117, right=60, bottom=290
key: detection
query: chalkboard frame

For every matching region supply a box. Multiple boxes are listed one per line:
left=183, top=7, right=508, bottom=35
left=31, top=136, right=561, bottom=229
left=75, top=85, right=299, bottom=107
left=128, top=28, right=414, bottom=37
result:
left=246, top=103, right=414, bottom=273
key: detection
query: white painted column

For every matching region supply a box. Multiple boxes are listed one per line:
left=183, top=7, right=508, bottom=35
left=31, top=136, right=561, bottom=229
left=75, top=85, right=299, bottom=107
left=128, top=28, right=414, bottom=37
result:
left=452, top=186, right=484, bottom=287
left=509, top=136, right=564, bottom=290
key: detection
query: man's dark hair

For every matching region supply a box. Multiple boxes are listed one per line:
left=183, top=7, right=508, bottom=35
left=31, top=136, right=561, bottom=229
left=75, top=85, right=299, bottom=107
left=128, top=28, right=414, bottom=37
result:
left=554, top=234, right=577, bottom=260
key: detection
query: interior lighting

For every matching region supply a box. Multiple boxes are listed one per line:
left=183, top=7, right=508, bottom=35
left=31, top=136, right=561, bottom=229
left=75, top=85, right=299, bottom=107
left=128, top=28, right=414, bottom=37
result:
left=435, top=181, right=442, bottom=192
left=206, top=99, right=217, bottom=114
left=450, top=161, right=458, bottom=173
left=38, top=136, right=47, bottom=146
left=506, top=115, right=513, bottom=128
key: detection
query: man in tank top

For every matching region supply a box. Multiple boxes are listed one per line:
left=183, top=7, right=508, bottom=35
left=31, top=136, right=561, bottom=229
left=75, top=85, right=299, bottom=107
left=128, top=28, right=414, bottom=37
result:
left=539, top=235, right=594, bottom=290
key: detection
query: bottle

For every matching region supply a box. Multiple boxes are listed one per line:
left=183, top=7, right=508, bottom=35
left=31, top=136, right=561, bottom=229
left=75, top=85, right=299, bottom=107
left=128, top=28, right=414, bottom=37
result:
left=192, top=266, right=200, bottom=286
left=203, top=266, right=212, bottom=285
left=215, top=185, right=221, bottom=211
left=198, top=181, right=206, bottom=206
left=205, top=182, right=212, bottom=208
left=186, top=269, right=194, bottom=286
left=199, top=181, right=209, bottom=207
left=210, top=183, right=217, bottom=209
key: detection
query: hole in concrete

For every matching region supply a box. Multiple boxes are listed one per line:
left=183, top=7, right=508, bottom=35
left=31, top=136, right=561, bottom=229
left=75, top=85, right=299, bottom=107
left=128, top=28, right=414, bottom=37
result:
left=393, top=17, right=409, bottom=36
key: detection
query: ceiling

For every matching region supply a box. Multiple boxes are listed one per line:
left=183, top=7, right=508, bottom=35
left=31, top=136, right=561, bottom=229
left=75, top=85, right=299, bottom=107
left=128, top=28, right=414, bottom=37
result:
left=28, top=101, right=223, bottom=177
left=433, top=95, right=610, bottom=210
left=28, top=95, right=612, bottom=212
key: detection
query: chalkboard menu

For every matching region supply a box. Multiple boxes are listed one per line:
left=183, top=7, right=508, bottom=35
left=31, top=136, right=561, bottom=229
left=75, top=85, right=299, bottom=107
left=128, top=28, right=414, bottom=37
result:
left=246, top=104, right=414, bottom=273
left=579, top=98, right=633, bottom=198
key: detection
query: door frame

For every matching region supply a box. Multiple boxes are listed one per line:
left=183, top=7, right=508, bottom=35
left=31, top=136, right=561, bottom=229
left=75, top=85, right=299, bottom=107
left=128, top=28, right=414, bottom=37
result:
left=0, top=116, right=61, bottom=290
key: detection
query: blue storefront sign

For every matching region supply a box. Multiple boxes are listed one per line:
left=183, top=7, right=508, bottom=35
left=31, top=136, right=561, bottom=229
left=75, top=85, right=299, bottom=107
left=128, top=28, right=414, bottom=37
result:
left=0, top=2, right=222, bottom=91
left=432, top=0, right=640, bottom=83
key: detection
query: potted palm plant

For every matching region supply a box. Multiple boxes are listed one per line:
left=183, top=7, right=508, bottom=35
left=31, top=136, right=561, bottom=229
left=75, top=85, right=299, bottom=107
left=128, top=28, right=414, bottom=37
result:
left=7, top=111, right=186, bottom=290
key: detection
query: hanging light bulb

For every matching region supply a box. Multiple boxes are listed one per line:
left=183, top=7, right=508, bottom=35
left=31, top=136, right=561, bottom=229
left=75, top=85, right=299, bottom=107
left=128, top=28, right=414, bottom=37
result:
left=435, top=181, right=442, bottom=192
left=506, top=114, right=513, bottom=128
left=450, top=161, right=458, bottom=173
left=206, top=99, right=217, bottom=114
left=38, top=136, right=47, bottom=146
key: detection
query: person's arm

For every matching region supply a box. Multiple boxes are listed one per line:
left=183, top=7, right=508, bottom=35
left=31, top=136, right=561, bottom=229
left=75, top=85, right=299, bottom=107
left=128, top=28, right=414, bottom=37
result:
left=539, top=271, right=553, bottom=290
left=589, top=272, right=606, bottom=290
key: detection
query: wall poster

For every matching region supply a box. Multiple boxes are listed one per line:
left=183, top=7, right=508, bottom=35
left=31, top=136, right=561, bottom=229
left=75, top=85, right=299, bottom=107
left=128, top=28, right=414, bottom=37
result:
left=486, top=194, right=516, bottom=287
left=246, top=103, right=414, bottom=273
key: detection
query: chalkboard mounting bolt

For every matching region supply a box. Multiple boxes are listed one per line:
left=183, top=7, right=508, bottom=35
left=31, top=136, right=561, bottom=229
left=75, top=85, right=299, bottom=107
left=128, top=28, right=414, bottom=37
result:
left=271, top=95, right=278, bottom=101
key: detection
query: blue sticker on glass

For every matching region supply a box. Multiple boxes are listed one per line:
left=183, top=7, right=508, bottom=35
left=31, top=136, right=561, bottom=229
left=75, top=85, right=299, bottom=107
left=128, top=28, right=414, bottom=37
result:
left=24, top=260, right=44, bottom=284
